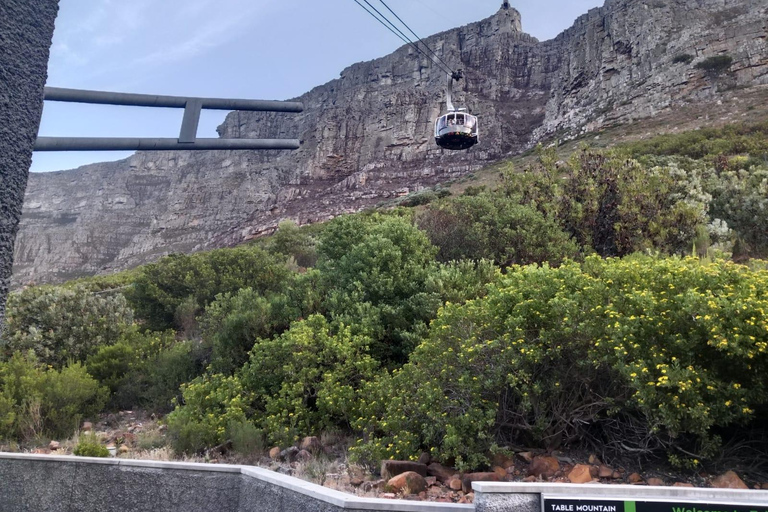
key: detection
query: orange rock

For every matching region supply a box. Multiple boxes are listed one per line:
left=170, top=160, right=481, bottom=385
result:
left=628, top=473, right=644, bottom=484
left=647, top=477, right=665, bottom=487
left=598, top=465, right=615, bottom=478
left=568, top=464, right=593, bottom=484
left=529, top=456, right=560, bottom=478
left=300, top=436, right=322, bottom=454
left=673, top=482, right=695, bottom=487
left=711, top=471, right=748, bottom=489
left=523, top=475, right=538, bottom=482
left=448, top=477, right=463, bottom=491
left=387, top=471, right=428, bottom=495
left=268, top=447, right=281, bottom=459
left=461, top=472, right=500, bottom=493
left=493, top=466, right=508, bottom=479
left=588, top=454, right=601, bottom=465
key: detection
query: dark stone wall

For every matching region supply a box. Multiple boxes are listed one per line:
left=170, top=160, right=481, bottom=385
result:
left=0, top=0, right=59, bottom=330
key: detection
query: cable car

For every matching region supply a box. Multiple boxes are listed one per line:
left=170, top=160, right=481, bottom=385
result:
left=435, top=111, right=478, bottom=151
left=435, top=71, right=478, bottom=151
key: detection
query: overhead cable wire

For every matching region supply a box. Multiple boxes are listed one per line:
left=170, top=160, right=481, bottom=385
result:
left=358, top=0, right=453, bottom=75
left=376, top=0, right=457, bottom=76
left=351, top=0, right=454, bottom=76
left=352, top=0, right=412, bottom=47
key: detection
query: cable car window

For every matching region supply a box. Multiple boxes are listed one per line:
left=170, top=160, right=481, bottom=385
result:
left=437, top=117, right=446, bottom=131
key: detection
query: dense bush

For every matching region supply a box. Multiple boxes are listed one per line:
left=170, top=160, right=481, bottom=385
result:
left=1, top=285, right=134, bottom=367
left=127, top=246, right=291, bottom=331
left=500, top=149, right=705, bottom=257
left=239, top=315, right=380, bottom=446
left=623, top=122, right=768, bottom=160
left=266, top=220, right=318, bottom=268
left=0, top=353, right=108, bottom=441
left=201, top=289, right=297, bottom=375
left=166, top=373, right=251, bottom=454
left=353, top=256, right=768, bottom=469
left=318, top=214, right=441, bottom=365
left=418, top=193, right=579, bottom=265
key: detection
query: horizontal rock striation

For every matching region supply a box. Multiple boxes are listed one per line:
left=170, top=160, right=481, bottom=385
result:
left=13, top=0, right=768, bottom=286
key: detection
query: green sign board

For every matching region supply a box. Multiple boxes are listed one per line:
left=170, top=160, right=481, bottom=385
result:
left=543, top=497, right=768, bottom=512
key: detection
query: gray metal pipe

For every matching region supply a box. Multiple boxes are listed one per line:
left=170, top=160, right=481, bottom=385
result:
left=44, top=87, right=304, bottom=113
left=34, top=137, right=301, bottom=151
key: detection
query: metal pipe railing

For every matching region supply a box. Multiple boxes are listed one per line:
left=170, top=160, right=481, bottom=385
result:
left=35, top=87, right=303, bottom=152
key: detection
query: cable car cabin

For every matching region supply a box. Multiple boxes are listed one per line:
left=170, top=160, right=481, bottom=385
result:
left=435, top=112, right=478, bottom=150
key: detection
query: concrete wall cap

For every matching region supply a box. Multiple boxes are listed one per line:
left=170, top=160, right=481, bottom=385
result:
left=471, top=482, right=768, bottom=504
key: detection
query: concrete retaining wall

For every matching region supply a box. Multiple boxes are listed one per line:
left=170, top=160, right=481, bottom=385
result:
left=0, top=0, right=59, bottom=331
left=0, top=453, right=473, bottom=512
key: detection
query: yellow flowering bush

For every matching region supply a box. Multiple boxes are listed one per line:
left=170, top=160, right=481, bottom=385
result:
left=353, top=255, right=768, bottom=469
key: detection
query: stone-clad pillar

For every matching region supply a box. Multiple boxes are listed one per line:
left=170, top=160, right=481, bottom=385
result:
left=0, top=0, right=60, bottom=331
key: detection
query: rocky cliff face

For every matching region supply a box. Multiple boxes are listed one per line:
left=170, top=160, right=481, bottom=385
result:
left=13, top=0, right=768, bottom=286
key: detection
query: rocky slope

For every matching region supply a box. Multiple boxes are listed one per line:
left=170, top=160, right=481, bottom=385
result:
left=13, top=0, right=768, bottom=286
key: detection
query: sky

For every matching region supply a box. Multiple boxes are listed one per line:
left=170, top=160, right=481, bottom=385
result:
left=31, top=0, right=605, bottom=173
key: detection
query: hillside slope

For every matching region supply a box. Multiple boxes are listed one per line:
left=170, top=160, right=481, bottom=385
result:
left=13, top=0, right=768, bottom=286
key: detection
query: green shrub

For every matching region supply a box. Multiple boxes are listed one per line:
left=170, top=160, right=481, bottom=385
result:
left=127, top=246, right=291, bottom=331
left=501, top=148, right=705, bottom=257
left=0, top=353, right=107, bottom=441
left=202, top=288, right=297, bottom=375
left=673, top=54, right=694, bottom=65
left=267, top=220, right=318, bottom=268
left=353, top=255, right=768, bottom=469
left=695, top=55, right=733, bottom=74
left=418, top=194, right=580, bottom=266
left=166, top=374, right=250, bottom=454
left=227, top=420, right=265, bottom=455
left=239, top=315, right=380, bottom=447
left=73, top=434, right=110, bottom=457
left=318, top=215, right=440, bottom=365
left=2, top=285, right=134, bottom=367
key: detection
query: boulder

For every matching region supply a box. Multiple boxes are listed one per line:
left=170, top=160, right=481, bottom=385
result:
left=568, top=464, right=593, bottom=484
left=118, top=444, right=129, bottom=454
left=48, top=441, right=60, bottom=451
left=461, top=472, right=500, bottom=493
left=448, top=477, right=463, bottom=490
left=711, top=471, right=748, bottom=489
left=269, top=447, right=281, bottom=459
left=598, top=465, right=615, bottom=478
left=628, top=473, right=644, bottom=484
left=387, top=471, right=427, bottom=495
left=296, top=449, right=312, bottom=462
left=492, top=466, right=508, bottom=479
left=528, top=456, right=560, bottom=478
left=417, top=452, right=431, bottom=465
left=427, top=462, right=457, bottom=483
left=279, top=446, right=299, bottom=462
left=646, top=477, right=665, bottom=487
left=300, top=436, right=322, bottom=454
left=381, top=460, right=427, bottom=480
left=673, top=482, right=695, bottom=487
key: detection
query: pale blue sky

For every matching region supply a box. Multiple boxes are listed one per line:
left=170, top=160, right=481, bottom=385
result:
left=31, top=0, right=604, bottom=172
